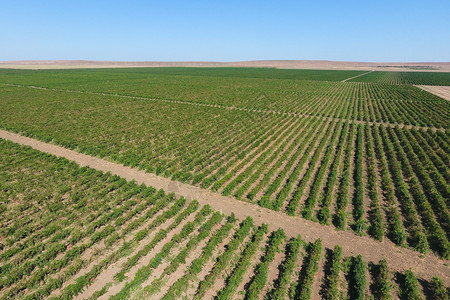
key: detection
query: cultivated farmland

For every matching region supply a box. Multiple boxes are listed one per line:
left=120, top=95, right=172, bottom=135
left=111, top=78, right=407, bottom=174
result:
left=347, top=71, right=450, bottom=86
left=0, top=67, right=449, bottom=299
left=0, top=140, right=448, bottom=299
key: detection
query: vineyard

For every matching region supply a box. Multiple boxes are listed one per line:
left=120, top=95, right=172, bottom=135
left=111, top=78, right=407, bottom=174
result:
left=0, top=139, right=448, bottom=299
left=348, top=71, right=450, bottom=86
left=0, top=67, right=449, bottom=298
left=0, top=70, right=449, bottom=127
left=0, top=67, right=368, bottom=83
left=0, top=68, right=449, bottom=257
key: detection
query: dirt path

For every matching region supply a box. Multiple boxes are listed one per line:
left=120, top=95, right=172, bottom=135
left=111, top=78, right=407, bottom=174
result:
left=341, top=71, right=374, bottom=82
left=0, top=83, right=445, bottom=132
left=415, top=85, right=450, bottom=101
left=0, top=129, right=448, bottom=285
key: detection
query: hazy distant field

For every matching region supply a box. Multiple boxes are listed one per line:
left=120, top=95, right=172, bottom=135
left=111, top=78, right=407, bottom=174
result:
left=0, top=68, right=449, bottom=299
left=2, top=59, right=450, bottom=72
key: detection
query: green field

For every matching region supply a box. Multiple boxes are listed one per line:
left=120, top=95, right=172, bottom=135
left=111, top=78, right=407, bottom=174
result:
left=0, top=68, right=449, bottom=127
left=0, top=69, right=449, bottom=256
left=1, top=140, right=447, bottom=299
left=0, top=67, right=449, bottom=298
left=348, top=71, right=450, bottom=85
left=0, top=67, right=368, bottom=83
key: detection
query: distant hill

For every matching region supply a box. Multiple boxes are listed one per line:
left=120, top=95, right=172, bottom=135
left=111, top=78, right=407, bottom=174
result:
left=1, top=59, right=450, bottom=71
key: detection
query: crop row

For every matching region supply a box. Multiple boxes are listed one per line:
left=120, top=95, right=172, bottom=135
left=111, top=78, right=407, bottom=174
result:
left=0, top=139, right=448, bottom=299
left=348, top=70, right=450, bottom=85
left=1, top=72, right=449, bottom=128
left=0, top=67, right=368, bottom=84
left=0, top=87, right=448, bottom=255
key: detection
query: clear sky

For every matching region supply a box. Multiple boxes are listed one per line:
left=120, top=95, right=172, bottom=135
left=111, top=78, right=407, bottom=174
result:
left=1, top=0, right=449, bottom=62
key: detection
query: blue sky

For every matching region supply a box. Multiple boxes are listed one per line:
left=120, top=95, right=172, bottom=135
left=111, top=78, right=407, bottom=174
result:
left=1, top=0, right=449, bottom=62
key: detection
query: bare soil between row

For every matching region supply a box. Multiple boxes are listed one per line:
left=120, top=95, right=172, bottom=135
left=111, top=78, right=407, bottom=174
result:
left=0, top=129, right=448, bottom=285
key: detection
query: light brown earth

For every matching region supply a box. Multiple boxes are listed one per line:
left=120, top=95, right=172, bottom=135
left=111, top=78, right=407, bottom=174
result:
left=0, top=130, right=449, bottom=286
left=203, top=229, right=255, bottom=299
left=416, top=85, right=450, bottom=101
left=1, top=60, right=450, bottom=71
left=72, top=208, right=170, bottom=299
left=183, top=225, right=237, bottom=298
left=149, top=221, right=223, bottom=299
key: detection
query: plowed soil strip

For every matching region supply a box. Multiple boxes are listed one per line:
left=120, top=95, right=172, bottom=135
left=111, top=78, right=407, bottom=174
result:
left=0, top=129, right=448, bottom=285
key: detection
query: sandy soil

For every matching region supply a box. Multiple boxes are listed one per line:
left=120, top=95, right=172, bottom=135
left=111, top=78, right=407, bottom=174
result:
left=233, top=233, right=269, bottom=298
left=183, top=226, right=237, bottom=298
left=1, top=60, right=450, bottom=71
left=150, top=221, right=224, bottom=299
left=203, top=230, right=255, bottom=299
left=311, top=248, right=326, bottom=300
left=73, top=206, right=175, bottom=299
left=0, top=129, right=448, bottom=286
left=416, top=85, right=450, bottom=101
left=260, top=247, right=286, bottom=299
